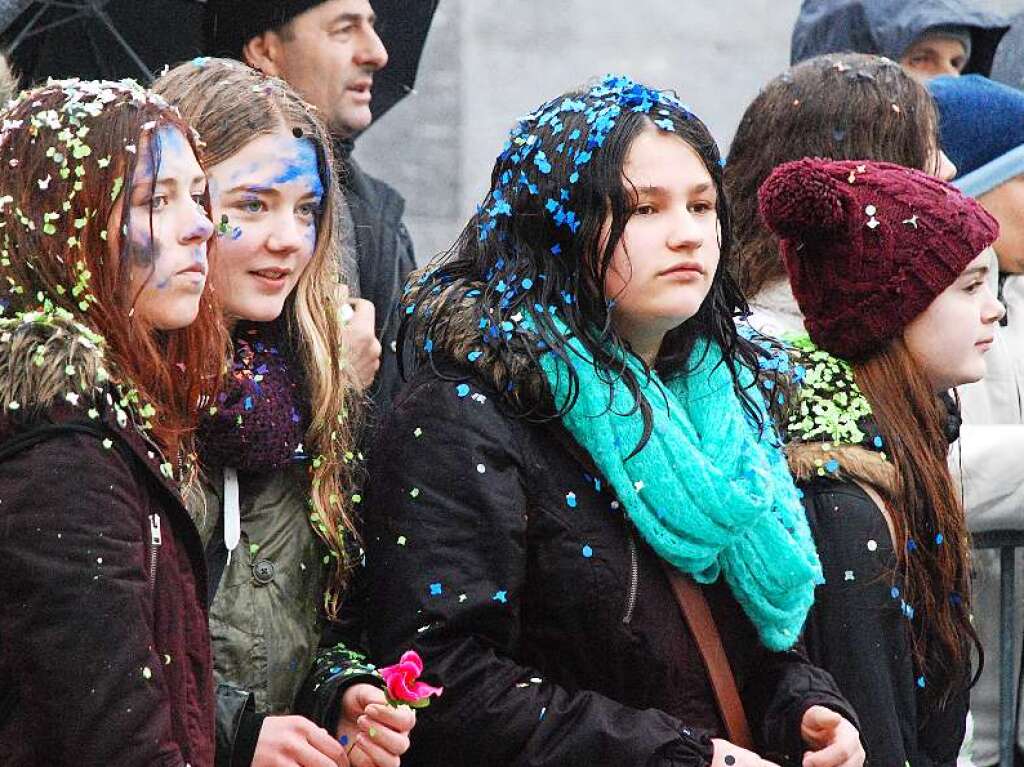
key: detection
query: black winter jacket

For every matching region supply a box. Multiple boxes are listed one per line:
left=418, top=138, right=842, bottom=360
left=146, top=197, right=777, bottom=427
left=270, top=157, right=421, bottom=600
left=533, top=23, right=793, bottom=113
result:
left=336, top=141, right=416, bottom=416
left=363, top=363, right=858, bottom=767
left=791, top=442, right=969, bottom=767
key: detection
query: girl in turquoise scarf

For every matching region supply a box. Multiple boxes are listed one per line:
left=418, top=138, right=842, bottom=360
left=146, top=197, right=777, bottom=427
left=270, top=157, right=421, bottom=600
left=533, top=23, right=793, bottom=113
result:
left=368, top=76, right=864, bottom=767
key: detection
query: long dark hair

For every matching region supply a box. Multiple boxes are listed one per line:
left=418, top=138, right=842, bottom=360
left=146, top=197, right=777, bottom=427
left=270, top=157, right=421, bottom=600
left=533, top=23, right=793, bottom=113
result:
left=726, top=53, right=939, bottom=296
left=402, top=76, right=769, bottom=450
left=854, top=340, right=982, bottom=710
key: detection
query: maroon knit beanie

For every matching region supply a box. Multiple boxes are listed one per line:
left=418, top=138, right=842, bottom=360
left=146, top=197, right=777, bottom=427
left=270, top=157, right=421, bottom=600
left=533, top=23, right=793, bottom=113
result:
left=758, top=158, right=999, bottom=361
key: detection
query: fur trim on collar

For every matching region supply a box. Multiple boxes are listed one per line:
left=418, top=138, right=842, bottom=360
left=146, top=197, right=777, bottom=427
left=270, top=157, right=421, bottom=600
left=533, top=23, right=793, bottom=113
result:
left=403, top=267, right=548, bottom=410
left=786, top=440, right=897, bottom=498
left=0, top=313, right=109, bottom=417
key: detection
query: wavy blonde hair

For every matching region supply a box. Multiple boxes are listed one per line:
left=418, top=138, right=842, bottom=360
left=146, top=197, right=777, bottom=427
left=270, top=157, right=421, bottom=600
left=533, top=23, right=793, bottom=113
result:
left=153, top=58, right=361, bottom=616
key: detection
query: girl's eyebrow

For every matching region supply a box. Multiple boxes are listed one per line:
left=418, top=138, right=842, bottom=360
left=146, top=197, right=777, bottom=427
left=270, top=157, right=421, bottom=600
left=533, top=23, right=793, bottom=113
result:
left=154, top=174, right=207, bottom=189
left=635, top=181, right=715, bottom=196
left=960, top=265, right=989, bottom=280
left=225, top=184, right=276, bottom=196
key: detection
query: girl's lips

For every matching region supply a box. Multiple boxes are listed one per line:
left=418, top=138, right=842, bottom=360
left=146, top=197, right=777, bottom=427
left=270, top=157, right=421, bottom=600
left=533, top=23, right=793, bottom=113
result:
left=250, top=269, right=290, bottom=289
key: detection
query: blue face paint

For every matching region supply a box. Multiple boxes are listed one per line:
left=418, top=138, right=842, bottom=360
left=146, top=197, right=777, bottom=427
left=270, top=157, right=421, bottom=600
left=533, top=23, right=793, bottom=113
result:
left=269, top=137, right=325, bottom=201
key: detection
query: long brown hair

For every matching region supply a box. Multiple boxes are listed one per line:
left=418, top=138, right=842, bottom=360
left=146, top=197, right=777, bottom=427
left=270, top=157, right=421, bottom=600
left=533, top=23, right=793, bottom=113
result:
left=726, top=53, right=939, bottom=297
left=853, top=338, right=980, bottom=707
left=0, top=79, right=226, bottom=461
left=153, top=58, right=360, bottom=615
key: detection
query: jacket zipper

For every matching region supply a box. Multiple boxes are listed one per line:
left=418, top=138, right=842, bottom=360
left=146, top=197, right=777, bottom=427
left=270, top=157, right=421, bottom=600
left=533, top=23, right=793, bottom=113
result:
left=622, top=528, right=639, bottom=624
left=148, top=513, right=162, bottom=590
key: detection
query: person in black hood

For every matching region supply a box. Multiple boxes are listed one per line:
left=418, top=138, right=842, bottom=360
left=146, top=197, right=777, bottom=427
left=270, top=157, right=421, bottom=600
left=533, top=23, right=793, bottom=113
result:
left=790, top=0, right=1010, bottom=82
left=205, top=0, right=416, bottom=416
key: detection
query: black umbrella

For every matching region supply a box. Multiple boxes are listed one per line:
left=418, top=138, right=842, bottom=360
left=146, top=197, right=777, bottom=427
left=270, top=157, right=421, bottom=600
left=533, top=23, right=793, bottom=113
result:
left=203, top=0, right=438, bottom=120
left=4, top=0, right=438, bottom=118
left=368, top=0, right=439, bottom=120
left=2, top=0, right=206, bottom=87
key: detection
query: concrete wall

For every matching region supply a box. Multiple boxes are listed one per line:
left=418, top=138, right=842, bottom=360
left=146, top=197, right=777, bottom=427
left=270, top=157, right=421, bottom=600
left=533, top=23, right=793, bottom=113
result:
left=357, top=0, right=1024, bottom=265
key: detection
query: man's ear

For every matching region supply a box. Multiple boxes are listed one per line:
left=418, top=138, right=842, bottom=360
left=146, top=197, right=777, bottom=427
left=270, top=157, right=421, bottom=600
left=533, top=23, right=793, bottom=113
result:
left=242, top=31, right=283, bottom=77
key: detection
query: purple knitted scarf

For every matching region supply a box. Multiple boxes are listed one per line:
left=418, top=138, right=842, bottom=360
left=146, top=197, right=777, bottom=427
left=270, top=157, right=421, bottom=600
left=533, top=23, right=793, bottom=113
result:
left=198, top=320, right=310, bottom=471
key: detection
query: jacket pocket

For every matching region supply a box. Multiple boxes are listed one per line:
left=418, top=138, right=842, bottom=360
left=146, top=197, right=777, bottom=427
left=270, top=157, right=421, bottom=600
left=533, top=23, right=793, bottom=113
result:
left=622, top=528, right=639, bottom=624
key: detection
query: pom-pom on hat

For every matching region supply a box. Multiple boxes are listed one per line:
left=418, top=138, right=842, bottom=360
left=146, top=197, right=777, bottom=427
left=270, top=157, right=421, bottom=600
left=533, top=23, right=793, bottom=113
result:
left=759, top=158, right=998, bottom=361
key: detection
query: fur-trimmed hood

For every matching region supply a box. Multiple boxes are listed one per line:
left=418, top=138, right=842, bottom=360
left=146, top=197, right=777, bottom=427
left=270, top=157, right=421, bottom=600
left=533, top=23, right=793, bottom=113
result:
left=786, top=440, right=897, bottom=500
left=403, top=267, right=549, bottom=412
left=0, top=312, right=109, bottom=421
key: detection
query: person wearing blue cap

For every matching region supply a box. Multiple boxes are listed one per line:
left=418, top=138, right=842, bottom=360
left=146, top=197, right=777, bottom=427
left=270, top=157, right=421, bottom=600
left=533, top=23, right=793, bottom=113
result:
left=929, top=72, right=1024, bottom=767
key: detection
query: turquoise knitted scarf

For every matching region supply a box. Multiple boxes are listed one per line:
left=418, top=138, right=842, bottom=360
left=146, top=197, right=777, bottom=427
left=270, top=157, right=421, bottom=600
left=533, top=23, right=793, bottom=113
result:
left=541, top=331, right=823, bottom=651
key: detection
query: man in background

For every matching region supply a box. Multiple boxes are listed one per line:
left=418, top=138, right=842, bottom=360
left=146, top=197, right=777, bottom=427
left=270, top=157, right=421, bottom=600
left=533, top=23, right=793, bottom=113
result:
left=206, top=0, right=417, bottom=411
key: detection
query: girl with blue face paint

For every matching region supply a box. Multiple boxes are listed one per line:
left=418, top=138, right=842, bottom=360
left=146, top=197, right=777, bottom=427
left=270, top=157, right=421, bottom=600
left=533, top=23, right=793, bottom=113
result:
left=154, top=58, right=408, bottom=767
left=0, top=78, right=226, bottom=765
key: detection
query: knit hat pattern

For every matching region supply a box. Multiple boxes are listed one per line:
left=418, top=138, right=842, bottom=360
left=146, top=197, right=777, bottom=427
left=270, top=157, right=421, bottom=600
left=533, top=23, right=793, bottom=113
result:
left=928, top=74, right=1024, bottom=198
left=204, top=0, right=325, bottom=59
left=759, top=158, right=998, bottom=361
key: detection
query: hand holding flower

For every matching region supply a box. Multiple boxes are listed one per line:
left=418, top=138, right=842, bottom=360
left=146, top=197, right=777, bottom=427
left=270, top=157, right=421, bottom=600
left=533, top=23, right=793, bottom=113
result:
left=378, top=650, right=444, bottom=708
left=337, top=684, right=415, bottom=767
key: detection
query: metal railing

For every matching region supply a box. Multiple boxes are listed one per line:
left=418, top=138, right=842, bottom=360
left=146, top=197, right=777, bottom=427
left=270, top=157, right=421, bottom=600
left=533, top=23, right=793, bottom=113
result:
left=973, top=531, right=1024, bottom=767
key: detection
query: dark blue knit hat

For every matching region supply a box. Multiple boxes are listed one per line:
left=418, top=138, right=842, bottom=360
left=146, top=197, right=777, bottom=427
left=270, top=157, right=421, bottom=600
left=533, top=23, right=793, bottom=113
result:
left=929, top=74, right=1024, bottom=197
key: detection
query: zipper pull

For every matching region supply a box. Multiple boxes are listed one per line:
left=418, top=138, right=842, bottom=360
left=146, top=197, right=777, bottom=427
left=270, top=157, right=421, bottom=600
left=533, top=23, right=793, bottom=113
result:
left=149, top=513, right=162, bottom=546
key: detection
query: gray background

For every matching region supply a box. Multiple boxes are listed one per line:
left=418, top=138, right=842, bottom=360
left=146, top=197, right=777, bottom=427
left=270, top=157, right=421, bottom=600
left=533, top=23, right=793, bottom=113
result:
left=358, top=0, right=1024, bottom=266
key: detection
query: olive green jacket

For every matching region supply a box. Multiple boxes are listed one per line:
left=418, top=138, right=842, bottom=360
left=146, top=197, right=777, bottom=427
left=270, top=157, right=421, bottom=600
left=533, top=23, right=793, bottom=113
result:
left=189, top=464, right=378, bottom=766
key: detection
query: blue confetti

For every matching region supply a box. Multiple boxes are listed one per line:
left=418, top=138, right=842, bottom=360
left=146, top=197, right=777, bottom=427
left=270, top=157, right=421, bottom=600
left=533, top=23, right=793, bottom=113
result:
left=917, top=676, right=926, bottom=688
left=935, top=533, right=944, bottom=545
left=456, top=384, right=471, bottom=398
left=429, top=582, right=443, bottom=596
left=890, top=586, right=899, bottom=599
left=492, top=590, right=508, bottom=603
left=520, top=278, right=534, bottom=290
left=566, top=492, right=577, bottom=508
left=468, top=351, right=483, bottom=362
left=582, top=545, right=593, bottom=558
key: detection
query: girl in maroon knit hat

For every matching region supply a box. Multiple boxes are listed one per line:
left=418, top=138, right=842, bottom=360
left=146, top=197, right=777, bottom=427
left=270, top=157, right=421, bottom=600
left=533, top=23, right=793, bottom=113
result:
left=726, top=52, right=957, bottom=340
left=759, top=157, right=1005, bottom=767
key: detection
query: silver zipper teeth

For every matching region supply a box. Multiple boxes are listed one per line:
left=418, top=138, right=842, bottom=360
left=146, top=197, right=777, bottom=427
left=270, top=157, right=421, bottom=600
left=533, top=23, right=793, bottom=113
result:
left=148, top=514, right=161, bottom=589
left=623, top=530, right=639, bottom=624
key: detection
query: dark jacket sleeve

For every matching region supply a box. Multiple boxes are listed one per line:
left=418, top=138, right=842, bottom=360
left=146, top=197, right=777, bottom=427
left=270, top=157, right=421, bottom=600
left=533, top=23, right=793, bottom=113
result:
left=800, top=479, right=966, bottom=767
left=0, top=433, right=187, bottom=765
left=294, top=636, right=383, bottom=730
left=363, top=374, right=713, bottom=767
left=745, top=642, right=861, bottom=762
left=213, top=683, right=263, bottom=767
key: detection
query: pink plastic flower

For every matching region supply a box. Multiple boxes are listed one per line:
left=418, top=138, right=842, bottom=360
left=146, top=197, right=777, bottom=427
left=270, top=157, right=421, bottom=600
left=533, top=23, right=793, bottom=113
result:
left=378, top=650, right=444, bottom=708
